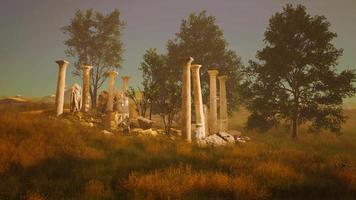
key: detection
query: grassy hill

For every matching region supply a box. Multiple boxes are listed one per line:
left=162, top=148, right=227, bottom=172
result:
left=0, top=104, right=355, bottom=199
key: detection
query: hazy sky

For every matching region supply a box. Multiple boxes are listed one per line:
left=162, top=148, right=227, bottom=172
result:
left=0, top=0, right=355, bottom=101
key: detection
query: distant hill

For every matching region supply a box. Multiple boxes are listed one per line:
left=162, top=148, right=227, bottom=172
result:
left=0, top=96, right=28, bottom=105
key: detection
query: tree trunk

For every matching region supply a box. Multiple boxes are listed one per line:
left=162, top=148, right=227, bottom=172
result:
left=292, top=115, right=298, bottom=139
left=292, top=97, right=299, bottom=139
left=149, top=104, right=152, bottom=120
left=91, top=86, right=97, bottom=108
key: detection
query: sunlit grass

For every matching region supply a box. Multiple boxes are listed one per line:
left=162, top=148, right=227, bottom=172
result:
left=0, top=104, right=355, bottom=199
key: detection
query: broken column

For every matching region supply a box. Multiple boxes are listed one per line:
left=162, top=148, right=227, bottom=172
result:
left=106, top=71, right=118, bottom=112
left=122, top=76, right=130, bottom=92
left=208, top=69, right=219, bottom=134
left=191, top=64, right=205, bottom=140
left=182, top=57, right=194, bottom=142
left=81, top=65, right=92, bottom=112
left=218, top=75, right=228, bottom=131
left=55, top=60, right=69, bottom=116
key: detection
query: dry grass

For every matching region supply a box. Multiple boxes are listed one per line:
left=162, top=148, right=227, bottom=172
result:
left=0, top=104, right=355, bottom=199
left=124, top=164, right=268, bottom=200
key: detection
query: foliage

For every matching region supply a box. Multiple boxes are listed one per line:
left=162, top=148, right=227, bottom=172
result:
left=167, top=11, right=243, bottom=113
left=126, top=87, right=149, bottom=117
left=139, top=48, right=166, bottom=119
left=241, top=4, right=356, bottom=138
left=62, top=9, right=125, bottom=107
left=139, top=49, right=180, bottom=134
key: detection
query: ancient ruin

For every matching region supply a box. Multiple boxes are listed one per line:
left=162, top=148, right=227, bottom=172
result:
left=218, top=75, right=228, bottom=131
left=106, top=71, right=118, bottom=112
left=191, top=64, right=206, bottom=140
left=182, top=57, right=194, bottom=142
left=208, top=69, right=219, bottom=135
left=52, top=58, right=236, bottom=145
left=81, top=65, right=92, bottom=112
left=55, top=60, right=69, bottom=116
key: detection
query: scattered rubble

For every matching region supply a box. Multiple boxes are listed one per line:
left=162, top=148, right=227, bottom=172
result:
left=137, top=117, right=154, bottom=129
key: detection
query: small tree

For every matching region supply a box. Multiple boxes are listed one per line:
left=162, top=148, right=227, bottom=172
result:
left=139, top=49, right=181, bottom=134
left=241, top=4, right=356, bottom=139
left=139, top=49, right=165, bottom=119
left=62, top=9, right=125, bottom=107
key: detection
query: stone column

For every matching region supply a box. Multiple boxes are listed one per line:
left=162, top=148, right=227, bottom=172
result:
left=191, top=64, right=205, bottom=139
left=208, top=70, right=219, bottom=134
left=81, top=65, right=93, bottom=112
left=106, top=71, right=118, bottom=112
left=203, top=104, right=209, bottom=136
left=122, top=76, right=130, bottom=92
left=218, top=75, right=228, bottom=131
left=55, top=60, right=69, bottom=116
left=182, top=57, right=194, bottom=142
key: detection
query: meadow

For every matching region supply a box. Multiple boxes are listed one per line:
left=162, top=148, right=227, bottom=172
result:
left=0, top=104, right=355, bottom=200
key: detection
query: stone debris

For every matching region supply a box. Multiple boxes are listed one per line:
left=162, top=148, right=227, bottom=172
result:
left=137, top=117, right=154, bottom=129
left=138, top=128, right=158, bottom=136
left=199, top=131, right=249, bottom=146
left=217, top=131, right=235, bottom=144
left=229, top=130, right=242, bottom=137
left=199, top=134, right=227, bottom=147
left=81, top=122, right=94, bottom=128
left=102, top=130, right=113, bottom=136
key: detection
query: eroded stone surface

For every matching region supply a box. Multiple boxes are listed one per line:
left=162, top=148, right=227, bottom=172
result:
left=70, top=83, right=82, bottom=112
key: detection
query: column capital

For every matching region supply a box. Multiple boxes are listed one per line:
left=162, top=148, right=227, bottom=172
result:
left=184, top=57, right=194, bottom=67
left=208, top=69, right=219, bottom=77
left=55, top=60, right=69, bottom=67
left=107, top=71, right=118, bottom=77
left=190, top=64, right=202, bottom=71
left=218, top=75, right=227, bottom=81
left=81, top=65, right=93, bottom=71
left=121, top=76, right=130, bottom=80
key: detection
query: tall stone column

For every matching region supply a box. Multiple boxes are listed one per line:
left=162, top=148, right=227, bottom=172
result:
left=218, top=75, right=228, bottom=131
left=191, top=64, right=205, bottom=139
left=208, top=70, right=219, bottom=134
left=203, top=104, right=209, bottom=136
left=81, top=65, right=93, bottom=112
left=122, top=76, right=130, bottom=92
left=182, top=57, right=194, bottom=142
left=55, top=60, right=69, bottom=116
left=106, top=71, right=118, bottom=112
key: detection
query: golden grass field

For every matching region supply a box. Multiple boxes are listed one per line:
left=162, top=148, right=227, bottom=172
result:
left=0, top=103, right=355, bottom=199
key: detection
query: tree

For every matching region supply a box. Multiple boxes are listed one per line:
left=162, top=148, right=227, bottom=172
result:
left=126, top=87, right=149, bottom=117
left=139, top=49, right=181, bottom=134
left=62, top=9, right=125, bottom=107
left=241, top=4, right=356, bottom=139
left=139, top=48, right=166, bottom=119
left=167, top=11, right=243, bottom=113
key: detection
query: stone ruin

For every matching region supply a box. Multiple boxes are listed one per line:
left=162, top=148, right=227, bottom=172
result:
left=54, top=60, right=131, bottom=132
left=54, top=58, right=247, bottom=146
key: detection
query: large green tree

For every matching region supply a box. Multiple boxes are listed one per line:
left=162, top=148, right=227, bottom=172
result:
left=241, top=4, right=356, bottom=139
left=62, top=9, right=125, bottom=107
left=167, top=11, right=243, bottom=113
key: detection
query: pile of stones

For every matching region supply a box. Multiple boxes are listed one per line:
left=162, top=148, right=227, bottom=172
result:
left=199, top=131, right=251, bottom=147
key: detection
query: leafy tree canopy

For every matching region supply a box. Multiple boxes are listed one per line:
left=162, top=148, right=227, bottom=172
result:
left=167, top=11, right=243, bottom=113
left=241, top=4, right=356, bottom=138
left=63, top=9, right=125, bottom=106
